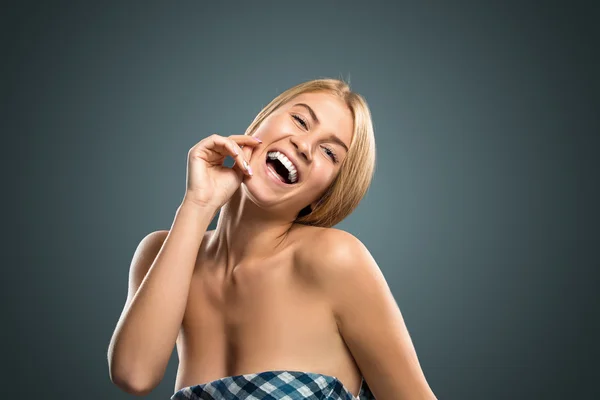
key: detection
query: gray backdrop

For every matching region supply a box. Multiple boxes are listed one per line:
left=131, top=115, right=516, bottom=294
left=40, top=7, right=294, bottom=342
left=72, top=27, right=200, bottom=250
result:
left=3, top=1, right=599, bottom=399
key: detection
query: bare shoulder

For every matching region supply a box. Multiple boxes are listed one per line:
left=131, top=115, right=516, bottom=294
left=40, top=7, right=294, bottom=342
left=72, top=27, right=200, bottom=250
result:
left=128, top=229, right=212, bottom=284
left=298, top=227, right=438, bottom=398
left=295, top=226, right=380, bottom=288
left=298, top=226, right=375, bottom=272
left=130, top=230, right=169, bottom=276
left=127, top=229, right=213, bottom=302
left=125, top=230, right=169, bottom=304
left=313, top=227, right=368, bottom=258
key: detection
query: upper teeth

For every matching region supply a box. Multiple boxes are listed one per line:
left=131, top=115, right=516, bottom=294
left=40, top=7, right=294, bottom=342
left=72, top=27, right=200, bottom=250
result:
left=267, top=151, right=298, bottom=183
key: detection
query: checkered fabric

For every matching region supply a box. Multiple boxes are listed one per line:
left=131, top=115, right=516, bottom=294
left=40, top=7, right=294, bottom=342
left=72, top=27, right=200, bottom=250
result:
left=170, top=370, right=375, bottom=400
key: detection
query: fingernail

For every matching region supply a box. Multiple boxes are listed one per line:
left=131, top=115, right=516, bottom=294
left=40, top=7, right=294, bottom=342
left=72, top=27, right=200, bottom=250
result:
left=243, top=160, right=253, bottom=175
left=253, top=137, right=262, bottom=143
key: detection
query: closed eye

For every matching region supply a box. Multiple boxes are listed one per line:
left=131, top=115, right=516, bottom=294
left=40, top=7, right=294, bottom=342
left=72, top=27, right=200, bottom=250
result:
left=323, top=146, right=339, bottom=163
left=292, top=114, right=308, bottom=129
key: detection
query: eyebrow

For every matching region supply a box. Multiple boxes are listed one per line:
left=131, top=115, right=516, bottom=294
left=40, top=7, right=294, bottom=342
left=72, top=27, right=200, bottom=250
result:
left=294, top=103, right=320, bottom=125
left=293, top=103, right=349, bottom=152
left=326, top=134, right=349, bottom=153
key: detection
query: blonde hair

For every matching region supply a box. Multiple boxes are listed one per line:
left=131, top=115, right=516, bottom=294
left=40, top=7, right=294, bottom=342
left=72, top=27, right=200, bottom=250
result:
left=244, top=78, right=376, bottom=228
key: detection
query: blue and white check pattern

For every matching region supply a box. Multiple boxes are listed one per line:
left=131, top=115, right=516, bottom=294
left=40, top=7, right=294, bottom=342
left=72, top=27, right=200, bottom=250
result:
left=171, top=370, right=375, bottom=400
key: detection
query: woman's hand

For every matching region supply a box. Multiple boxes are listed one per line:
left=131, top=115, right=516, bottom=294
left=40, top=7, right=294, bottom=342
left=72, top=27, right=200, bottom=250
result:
left=183, top=134, right=262, bottom=209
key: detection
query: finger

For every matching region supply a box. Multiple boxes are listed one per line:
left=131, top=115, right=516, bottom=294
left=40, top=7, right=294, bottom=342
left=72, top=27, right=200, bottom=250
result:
left=241, top=141, right=256, bottom=174
left=195, top=134, right=239, bottom=160
left=226, top=138, right=254, bottom=176
left=228, top=134, right=263, bottom=147
left=229, top=135, right=262, bottom=175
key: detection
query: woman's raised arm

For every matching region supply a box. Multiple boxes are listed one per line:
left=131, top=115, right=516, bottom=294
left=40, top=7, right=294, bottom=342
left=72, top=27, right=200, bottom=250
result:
left=107, top=203, right=213, bottom=395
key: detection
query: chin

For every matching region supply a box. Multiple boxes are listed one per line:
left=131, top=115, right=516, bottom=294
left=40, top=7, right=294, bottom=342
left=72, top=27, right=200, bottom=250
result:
left=240, top=177, right=307, bottom=214
left=240, top=177, right=282, bottom=208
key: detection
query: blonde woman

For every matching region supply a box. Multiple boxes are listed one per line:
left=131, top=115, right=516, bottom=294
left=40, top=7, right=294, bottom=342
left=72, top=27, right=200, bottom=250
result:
left=108, top=79, right=437, bottom=399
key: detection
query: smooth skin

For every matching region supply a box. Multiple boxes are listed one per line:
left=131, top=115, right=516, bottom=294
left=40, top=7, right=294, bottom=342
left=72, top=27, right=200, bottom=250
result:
left=108, top=92, right=437, bottom=399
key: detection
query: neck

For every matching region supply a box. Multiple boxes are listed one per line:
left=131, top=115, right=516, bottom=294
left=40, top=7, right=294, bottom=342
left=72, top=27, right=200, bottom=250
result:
left=208, top=185, right=298, bottom=273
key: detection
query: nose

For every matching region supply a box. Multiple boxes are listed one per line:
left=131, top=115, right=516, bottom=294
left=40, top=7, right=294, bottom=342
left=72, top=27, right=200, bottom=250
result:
left=290, top=135, right=312, bottom=163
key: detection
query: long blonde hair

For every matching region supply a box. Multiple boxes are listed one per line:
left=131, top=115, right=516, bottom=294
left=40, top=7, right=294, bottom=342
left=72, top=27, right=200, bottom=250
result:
left=244, top=78, right=376, bottom=228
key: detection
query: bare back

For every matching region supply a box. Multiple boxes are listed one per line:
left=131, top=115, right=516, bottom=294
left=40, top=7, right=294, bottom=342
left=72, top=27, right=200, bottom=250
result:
left=173, top=225, right=364, bottom=397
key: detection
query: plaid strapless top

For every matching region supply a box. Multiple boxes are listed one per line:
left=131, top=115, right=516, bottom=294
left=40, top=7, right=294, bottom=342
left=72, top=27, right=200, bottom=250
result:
left=171, top=370, right=375, bottom=400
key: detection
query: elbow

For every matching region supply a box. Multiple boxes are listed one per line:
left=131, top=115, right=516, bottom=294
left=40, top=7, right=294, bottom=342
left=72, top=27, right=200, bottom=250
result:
left=108, top=357, right=159, bottom=396
left=107, top=342, right=162, bottom=395
left=109, top=368, right=157, bottom=396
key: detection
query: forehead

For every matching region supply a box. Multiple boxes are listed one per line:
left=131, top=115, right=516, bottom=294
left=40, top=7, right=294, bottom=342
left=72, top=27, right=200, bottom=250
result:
left=284, top=92, right=354, bottom=146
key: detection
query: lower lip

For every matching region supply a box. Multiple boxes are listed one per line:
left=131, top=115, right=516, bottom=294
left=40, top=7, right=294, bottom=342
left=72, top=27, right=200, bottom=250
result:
left=264, top=161, right=294, bottom=186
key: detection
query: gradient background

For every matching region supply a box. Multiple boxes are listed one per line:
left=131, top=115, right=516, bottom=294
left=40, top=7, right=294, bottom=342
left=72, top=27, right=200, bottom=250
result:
left=3, top=1, right=599, bottom=399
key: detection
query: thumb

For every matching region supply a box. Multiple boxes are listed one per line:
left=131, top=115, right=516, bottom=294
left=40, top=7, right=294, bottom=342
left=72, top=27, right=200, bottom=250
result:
left=241, top=143, right=257, bottom=175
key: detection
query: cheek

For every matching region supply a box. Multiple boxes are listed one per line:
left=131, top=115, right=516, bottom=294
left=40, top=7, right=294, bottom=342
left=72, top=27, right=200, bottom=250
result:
left=252, top=114, right=290, bottom=137
left=309, top=164, right=337, bottom=188
left=252, top=123, right=271, bottom=140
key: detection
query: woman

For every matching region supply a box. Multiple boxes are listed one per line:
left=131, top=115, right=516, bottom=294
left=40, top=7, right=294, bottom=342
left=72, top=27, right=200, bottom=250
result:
left=108, top=78, right=437, bottom=399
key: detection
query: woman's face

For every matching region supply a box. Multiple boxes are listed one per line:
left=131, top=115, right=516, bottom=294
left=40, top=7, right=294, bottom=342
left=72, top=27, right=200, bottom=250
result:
left=242, top=91, right=354, bottom=216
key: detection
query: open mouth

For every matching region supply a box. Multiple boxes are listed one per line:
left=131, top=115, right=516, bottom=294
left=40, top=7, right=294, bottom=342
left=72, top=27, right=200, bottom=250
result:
left=265, top=151, right=299, bottom=185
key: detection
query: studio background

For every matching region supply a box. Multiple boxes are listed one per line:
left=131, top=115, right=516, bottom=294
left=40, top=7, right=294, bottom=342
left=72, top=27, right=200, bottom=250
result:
left=3, top=1, right=598, bottom=399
